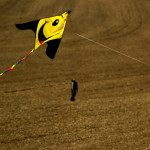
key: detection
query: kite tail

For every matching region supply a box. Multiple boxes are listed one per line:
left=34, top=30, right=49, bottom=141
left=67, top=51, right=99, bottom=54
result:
left=0, top=48, right=35, bottom=77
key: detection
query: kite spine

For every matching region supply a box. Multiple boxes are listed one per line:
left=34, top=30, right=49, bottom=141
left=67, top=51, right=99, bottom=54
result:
left=0, top=48, right=35, bottom=77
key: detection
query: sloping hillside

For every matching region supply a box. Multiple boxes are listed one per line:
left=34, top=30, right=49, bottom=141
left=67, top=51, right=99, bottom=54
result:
left=0, top=0, right=150, bottom=150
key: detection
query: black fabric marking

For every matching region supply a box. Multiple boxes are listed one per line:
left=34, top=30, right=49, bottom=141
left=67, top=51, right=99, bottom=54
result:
left=15, top=20, right=39, bottom=34
left=46, top=39, right=61, bottom=59
left=38, top=23, right=47, bottom=42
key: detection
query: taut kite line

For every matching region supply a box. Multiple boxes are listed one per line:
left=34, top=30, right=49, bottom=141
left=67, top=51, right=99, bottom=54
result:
left=76, top=33, right=150, bottom=68
left=0, top=11, right=71, bottom=76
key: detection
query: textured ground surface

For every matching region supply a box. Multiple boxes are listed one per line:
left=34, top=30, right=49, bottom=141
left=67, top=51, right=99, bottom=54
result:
left=0, top=0, right=150, bottom=149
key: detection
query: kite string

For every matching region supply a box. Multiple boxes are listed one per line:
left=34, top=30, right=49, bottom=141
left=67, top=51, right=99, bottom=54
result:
left=0, top=48, right=35, bottom=76
left=75, top=33, right=150, bottom=68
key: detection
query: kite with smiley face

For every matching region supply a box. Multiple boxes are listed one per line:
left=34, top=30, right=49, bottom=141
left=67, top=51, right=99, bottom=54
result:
left=0, top=11, right=71, bottom=76
left=16, top=10, right=71, bottom=59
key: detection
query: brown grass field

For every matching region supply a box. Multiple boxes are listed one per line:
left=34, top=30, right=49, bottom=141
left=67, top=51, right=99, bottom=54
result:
left=0, top=0, right=150, bottom=149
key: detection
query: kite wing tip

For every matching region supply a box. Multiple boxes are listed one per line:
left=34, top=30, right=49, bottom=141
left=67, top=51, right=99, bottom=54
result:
left=15, top=24, right=23, bottom=30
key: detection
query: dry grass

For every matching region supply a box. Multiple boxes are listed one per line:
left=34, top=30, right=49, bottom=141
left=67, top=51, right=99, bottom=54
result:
left=0, top=0, right=150, bottom=149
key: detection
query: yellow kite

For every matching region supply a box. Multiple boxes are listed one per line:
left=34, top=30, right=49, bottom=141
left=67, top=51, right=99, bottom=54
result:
left=16, top=10, right=71, bottom=59
left=0, top=11, right=71, bottom=76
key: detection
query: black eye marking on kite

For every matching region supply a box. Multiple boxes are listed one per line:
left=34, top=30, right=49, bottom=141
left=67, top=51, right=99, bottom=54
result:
left=52, top=19, right=59, bottom=26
